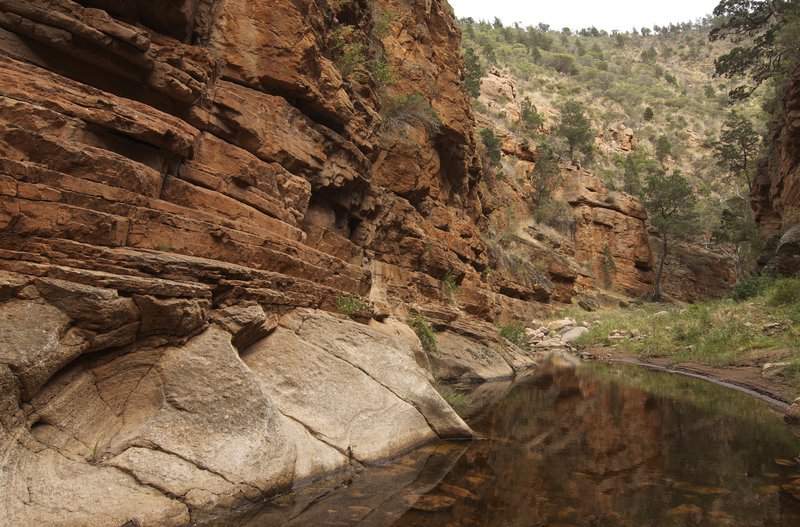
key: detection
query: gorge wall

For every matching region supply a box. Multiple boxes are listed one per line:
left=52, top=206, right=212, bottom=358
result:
left=752, top=70, right=800, bottom=275
left=0, top=0, right=553, bottom=524
left=0, top=0, right=740, bottom=525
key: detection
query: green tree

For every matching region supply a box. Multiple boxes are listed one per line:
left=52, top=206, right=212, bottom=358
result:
left=623, top=156, right=642, bottom=196
left=711, top=0, right=800, bottom=100
left=556, top=99, right=593, bottom=162
left=480, top=128, right=502, bottom=167
left=643, top=170, right=698, bottom=301
left=655, top=135, right=673, bottom=162
left=482, top=42, right=497, bottom=65
left=713, top=197, right=762, bottom=277
left=713, top=111, right=761, bottom=191
left=531, top=141, right=560, bottom=204
left=463, top=47, right=484, bottom=98
left=641, top=46, right=658, bottom=64
left=643, top=106, right=654, bottom=121
left=548, top=53, right=578, bottom=74
left=519, top=97, right=545, bottom=132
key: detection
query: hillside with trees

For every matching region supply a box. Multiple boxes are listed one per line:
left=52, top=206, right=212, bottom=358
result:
left=460, top=16, right=771, bottom=276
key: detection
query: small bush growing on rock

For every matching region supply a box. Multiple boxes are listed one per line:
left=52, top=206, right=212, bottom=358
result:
left=500, top=321, right=528, bottom=348
left=479, top=128, right=502, bottom=167
left=381, top=93, right=442, bottom=134
left=409, top=312, right=438, bottom=354
left=441, top=270, right=460, bottom=305
left=337, top=293, right=368, bottom=319
left=331, top=26, right=368, bottom=79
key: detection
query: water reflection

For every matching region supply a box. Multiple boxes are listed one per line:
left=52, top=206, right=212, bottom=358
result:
left=395, top=361, right=800, bottom=527
left=216, top=360, right=800, bottom=526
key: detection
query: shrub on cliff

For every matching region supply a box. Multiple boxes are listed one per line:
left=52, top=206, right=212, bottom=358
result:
left=463, top=47, right=484, bottom=98
left=381, top=94, right=441, bottom=134
left=409, top=312, right=438, bottom=355
left=556, top=99, right=593, bottom=162
left=337, top=294, right=368, bottom=319
left=479, top=128, right=502, bottom=167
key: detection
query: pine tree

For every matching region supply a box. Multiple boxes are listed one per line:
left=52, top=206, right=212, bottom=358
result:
left=556, top=99, right=593, bottom=162
left=462, top=47, right=484, bottom=98
left=713, top=111, right=761, bottom=191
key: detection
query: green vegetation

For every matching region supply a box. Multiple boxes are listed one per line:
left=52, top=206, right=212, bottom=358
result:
left=556, top=99, right=593, bottom=162
left=437, top=387, right=471, bottom=410
left=409, top=312, right=438, bottom=355
left=711, top=0, right=800, bottom=101
left=520, top=96, right=544, bottom=132
left=530, top=141, right=560, bottom=204
left=499, top=321, right=528, bottom=348
left=643, top=170, right=698, bottom=300
left=457, top=14, right=768, bottom=251
left=479, top=128, right=502, bottom=167
left=713, top=111, right=762, bottom=191
left=463, top=47, right=485, bottom=98
left=381, top=94, right=442, bottom=133
left=337, top=293, right=368, bottom=319
left=441, top=270, right=460, bottom=305
left=569, top=277, right=800, bottom=388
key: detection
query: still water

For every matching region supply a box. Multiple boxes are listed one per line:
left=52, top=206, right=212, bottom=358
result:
left=217, top=360, right=800, bottom=527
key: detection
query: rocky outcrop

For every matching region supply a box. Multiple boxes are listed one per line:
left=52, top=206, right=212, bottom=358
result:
left=752, top=69, right=800, bottom=273
left=652, top=240, right=737, bottom=302
left=562, top=170, right=654, bottom=297
left=0, top=0, right=544, bottom=524
left=0, top=277, right=475, bottom=525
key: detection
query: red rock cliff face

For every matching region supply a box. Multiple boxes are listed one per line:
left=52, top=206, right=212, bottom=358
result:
left=752, top=71, right=800, bottom=274
left=0, top=1, right=535, bottom=524
left=752, top=72, right=800, bottom=235
left=0, top=0, right=512, bottom=319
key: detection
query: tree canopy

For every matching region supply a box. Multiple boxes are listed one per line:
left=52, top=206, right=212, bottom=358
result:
left=710, top=0, right=800, bottom=100
left=463, top=47, right=484, bottom=98
left=643, top=170, right=698, bottom=300
left=556, top=99, right=593, bottom=162
left=713, top=111, right=762, bottom=191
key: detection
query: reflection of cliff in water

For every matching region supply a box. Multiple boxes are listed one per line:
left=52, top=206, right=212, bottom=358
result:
left=214, top=361, right=800, bottom=526
left=393, top=361, right=800, bottom=526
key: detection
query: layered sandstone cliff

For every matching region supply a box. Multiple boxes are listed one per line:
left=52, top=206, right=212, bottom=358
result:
left=0, top=1, right=741, bottom=524
left=752, top=70, right=800, bottom=275
left=0, top=0, right=547, bottom=524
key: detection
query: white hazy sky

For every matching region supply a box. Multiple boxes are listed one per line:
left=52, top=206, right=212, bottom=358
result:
left=448, top=0, right=722, bottom=32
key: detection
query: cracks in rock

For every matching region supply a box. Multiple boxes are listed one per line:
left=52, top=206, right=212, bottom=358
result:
left=132, top=440, right=261, bottom=496
left=120, top=360, right=158, bottom=409
left=292, top=322, right=443, bottom=434
left=278, top=410, right=361, bottom=467
left=106, top=462, right=188, bottom=507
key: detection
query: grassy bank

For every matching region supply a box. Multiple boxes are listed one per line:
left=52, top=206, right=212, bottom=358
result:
left=561, top=276, right=800, bottom=387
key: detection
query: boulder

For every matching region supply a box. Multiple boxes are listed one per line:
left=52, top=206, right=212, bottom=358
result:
left=776, top=224, right=800, bottom=276
left=561, top=326, right=589, bottom=343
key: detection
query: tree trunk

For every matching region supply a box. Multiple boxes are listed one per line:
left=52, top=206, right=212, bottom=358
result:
left=653, top=234, right=668, bottom=301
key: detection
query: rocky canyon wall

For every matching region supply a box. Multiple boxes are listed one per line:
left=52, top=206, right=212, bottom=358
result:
left=752, top=70, right=800, bottom=275
left=0, top=0, right=549, bottom=525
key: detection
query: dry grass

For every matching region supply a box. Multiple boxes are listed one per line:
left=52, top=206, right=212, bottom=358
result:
left=561, top=278, right=800, bottom=382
